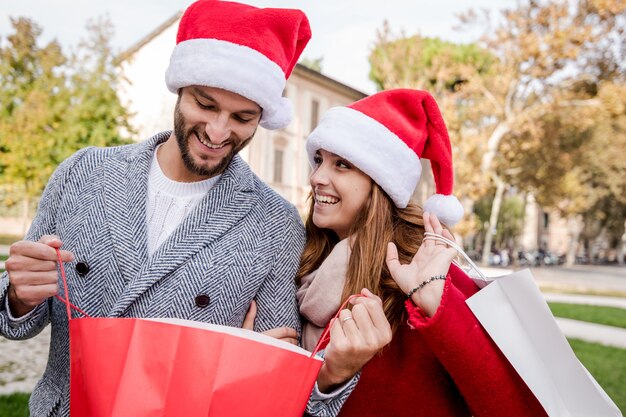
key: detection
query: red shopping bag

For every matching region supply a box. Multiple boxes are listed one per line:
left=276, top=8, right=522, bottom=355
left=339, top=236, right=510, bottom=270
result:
left=55, top=251, right=323, bottom=417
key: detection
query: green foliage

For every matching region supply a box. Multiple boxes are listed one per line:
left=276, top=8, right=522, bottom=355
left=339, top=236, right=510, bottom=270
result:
left=0, top=16, right=133, bottom=219
left=473, top=191, right=524, bottom=248
left=549, top=303, right=626, bottom=329
left=569, top=339, right=626, bottom=413
left=369, top=22, right=494, bottom=92
left=299, top=56, right=324, bottom=73
left=0, top=392, right=29, bottom=417
left=0, top=18, right=68, bottom=202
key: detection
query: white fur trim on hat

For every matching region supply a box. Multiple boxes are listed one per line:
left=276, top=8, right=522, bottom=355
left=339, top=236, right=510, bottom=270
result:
left=424, top=194, right=464, bottom=226
left=165, top=38, right=291, bottom=130
left=307, top=107, right=421, bottom=208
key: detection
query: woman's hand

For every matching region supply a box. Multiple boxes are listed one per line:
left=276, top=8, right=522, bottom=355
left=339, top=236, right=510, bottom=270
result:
left=242, top=300, right=298, bottom=345
left=317, top=289, right=392, bottom=393
left=386, top=212, right=458, bottom=317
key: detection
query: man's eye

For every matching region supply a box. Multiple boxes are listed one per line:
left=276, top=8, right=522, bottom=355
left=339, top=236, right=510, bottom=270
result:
left=234, top=115, right=253, bottom=123
left=196, top=100, right=216, bottom=110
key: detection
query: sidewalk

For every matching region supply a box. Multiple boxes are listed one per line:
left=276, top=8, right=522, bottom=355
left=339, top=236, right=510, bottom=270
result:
left=481, top=265, right=626, bottom=295
left=555, top=318, right=626, bottom=349
left=545, top=293, right=626, bottom=349
left=543, top=293, right=626, bottom=309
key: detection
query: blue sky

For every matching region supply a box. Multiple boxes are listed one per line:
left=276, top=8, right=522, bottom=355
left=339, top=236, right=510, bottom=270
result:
left=1, top=1, right=515, bottom=93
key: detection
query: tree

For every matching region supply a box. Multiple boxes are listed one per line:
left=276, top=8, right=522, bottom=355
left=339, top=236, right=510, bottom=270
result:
left=473, top=191, right=525, bottom=260
left=0, top=18, right=68, bottom=231
left=500, top=79, right=626, bottom=264
left=369, top=0, right=626, bottom=264
left=0, top=17, right=133, bottom=233
left=459, top=0, right=626, bottom=264
left=63, top=17, right=133, bottom=154
left=369, top=23, right=497, bottom=237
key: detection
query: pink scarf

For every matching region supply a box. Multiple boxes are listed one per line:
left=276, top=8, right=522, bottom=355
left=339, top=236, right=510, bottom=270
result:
left=297, top=238, right=351, bottom=352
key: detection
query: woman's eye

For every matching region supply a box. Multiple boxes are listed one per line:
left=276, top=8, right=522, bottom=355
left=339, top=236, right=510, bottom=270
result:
left=313, top=155, right=322, bottom=165
left=337, top=160, right=350, bottom=169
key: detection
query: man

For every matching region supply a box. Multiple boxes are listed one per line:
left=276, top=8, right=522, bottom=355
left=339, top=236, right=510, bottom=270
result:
left=0, top=1, right=343, bottom=415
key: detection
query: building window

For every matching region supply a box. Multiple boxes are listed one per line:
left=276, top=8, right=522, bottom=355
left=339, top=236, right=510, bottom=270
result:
left=310, top=99, right=320, bottom=132
left=273, top=148, right=284, bottom=184
left=543, top=212, right=550, bottom=229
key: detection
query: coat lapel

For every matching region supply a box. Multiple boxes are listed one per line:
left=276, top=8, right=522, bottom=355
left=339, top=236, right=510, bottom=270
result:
left=109, top=154, right=257, bottom=316
left=102, top=133, right=168, bottom=286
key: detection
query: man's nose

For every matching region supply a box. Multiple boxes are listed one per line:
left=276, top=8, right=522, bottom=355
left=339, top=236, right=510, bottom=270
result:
left=205, top=114, right=231, bottom=144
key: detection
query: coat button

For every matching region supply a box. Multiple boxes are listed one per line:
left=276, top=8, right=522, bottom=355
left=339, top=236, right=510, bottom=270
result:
left=195, top=294, right=210, bottom=308
left=75, top=262, right=90, bottom=276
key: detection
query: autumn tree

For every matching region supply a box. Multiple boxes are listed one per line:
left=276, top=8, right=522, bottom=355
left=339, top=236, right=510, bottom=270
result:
left=369, top=23, right=497, bottom=239
left=369, top=0, right=626, bottom=264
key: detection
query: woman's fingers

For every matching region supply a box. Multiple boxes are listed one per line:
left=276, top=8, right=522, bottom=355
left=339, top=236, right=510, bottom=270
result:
left=442, top=229, right=459, bottom=256
left=422, top=212, right=435, bottom=247
left=385, top=242, right=401, bottom=274
left=430, top=213, right=444, bottom=236
left=351, top=292, right=391, bottom=336
left=351, top=301, right=392, bottom=348
left=262, top=327, right=298, bottom=345
left=358, top=288, right=382, bottom=305
left=338, top=308, right=359, bottom=339
left=241, top=300, right=257, bottom=330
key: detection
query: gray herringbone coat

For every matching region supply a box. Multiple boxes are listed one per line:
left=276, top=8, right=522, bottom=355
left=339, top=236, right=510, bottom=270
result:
left=0, top=132, right=305, bottom=416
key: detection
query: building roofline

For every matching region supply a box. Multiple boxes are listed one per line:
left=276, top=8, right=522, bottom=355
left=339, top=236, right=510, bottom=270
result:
left=293, top=64, right=368, bottom=99
left=115, top=11, right=182, bottom=65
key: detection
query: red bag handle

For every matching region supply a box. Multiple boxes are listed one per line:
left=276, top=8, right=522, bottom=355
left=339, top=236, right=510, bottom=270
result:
left=310, top=294, right=362, bottom=358
left=54, top=248, right=91, bottom=320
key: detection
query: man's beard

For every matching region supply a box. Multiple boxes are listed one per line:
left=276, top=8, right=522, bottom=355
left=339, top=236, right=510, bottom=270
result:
left=173, top=102, right=255, bottom=178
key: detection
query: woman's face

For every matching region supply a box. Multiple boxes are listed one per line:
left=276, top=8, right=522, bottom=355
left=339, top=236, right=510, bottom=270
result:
left=310, top=149, right=373, bottom=239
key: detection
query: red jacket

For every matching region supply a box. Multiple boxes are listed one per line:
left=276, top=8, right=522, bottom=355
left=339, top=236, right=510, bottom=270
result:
left=336, top=264, right=548, bottom=417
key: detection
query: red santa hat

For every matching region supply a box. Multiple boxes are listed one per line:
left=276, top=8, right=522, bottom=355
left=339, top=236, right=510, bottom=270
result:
left=165, top=0, right=311, bottom=130
left=306, top=89, right=464, bottom=226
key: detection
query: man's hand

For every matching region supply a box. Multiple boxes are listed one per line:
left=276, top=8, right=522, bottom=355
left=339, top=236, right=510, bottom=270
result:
left=6, top=235, right=74, bottom=318
left=242, top=300, right=298, bottom=345
left=317, top=289, right=392, bottom=393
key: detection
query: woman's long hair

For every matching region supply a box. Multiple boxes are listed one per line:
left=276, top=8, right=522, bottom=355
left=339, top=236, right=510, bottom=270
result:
left=296, top=184, right=425, bottom=333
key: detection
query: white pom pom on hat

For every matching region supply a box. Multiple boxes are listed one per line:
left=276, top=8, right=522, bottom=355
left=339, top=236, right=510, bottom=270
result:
left=306, top=89, right=464, bottom=226
left=165, top=0, right=311, bottom=130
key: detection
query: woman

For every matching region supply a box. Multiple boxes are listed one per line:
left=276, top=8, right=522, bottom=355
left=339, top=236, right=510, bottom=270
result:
left=296, top=89, right=548, bottom=416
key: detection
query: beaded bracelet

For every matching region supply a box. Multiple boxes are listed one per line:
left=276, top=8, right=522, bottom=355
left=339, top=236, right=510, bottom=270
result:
left=406, top=275, right=447, bottom=298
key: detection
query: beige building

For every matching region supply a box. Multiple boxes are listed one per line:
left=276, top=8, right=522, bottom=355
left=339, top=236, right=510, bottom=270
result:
left=116, top=12, right=366, bottom=212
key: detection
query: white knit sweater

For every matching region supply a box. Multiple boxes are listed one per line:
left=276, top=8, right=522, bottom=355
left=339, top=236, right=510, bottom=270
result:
left=146, top=146, right=220, bottom=255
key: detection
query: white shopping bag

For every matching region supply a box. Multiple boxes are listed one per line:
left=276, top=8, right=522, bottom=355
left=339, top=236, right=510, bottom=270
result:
left=423, top=233, right=622, bottom=417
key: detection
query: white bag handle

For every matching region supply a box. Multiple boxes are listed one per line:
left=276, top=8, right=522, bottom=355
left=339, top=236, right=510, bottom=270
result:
left=423, top=232, right=488, bottom=283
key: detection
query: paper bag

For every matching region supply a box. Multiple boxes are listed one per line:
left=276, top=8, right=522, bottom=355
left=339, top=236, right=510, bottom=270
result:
left=69, top=317, right=322, bottom=417
left=53, top=249, right=322, bottom=417
left=420, top=233, right=621, bottom=417
left=465, top=269, right=621, bottom=417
